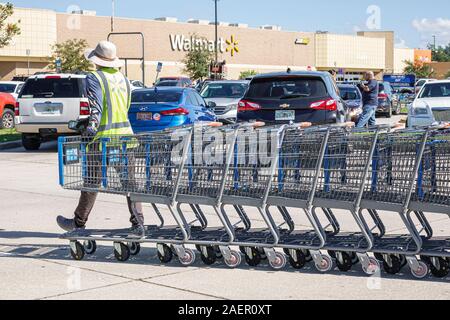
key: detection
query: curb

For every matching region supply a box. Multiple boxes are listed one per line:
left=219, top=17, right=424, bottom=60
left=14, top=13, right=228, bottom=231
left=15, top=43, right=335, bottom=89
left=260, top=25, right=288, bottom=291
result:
left=0, top=140, right=22, bottom=150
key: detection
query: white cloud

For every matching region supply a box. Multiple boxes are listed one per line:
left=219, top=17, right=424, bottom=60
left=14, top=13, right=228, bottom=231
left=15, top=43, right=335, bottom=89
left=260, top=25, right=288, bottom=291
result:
left=412, top=18, right=450, bottom=46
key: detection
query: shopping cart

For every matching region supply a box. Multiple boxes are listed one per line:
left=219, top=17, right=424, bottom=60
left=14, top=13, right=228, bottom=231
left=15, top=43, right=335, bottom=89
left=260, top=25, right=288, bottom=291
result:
left=408, top=127, right=450, bottom=278
left=358, top=129, right=431, bottom=278
left=173, top=124, right=242, bottom=268
left=58, top=128, right=199, bottom=264
left=218, top=124, right=289, bottom=269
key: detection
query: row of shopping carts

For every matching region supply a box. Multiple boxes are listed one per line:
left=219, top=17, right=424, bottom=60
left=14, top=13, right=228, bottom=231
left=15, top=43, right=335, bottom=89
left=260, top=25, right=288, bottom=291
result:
left=58, top=122, right=450, bottom=279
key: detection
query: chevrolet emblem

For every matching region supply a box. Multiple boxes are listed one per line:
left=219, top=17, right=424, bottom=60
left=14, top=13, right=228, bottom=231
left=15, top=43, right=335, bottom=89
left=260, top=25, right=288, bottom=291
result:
left=280, top=103, right=290, bottom=109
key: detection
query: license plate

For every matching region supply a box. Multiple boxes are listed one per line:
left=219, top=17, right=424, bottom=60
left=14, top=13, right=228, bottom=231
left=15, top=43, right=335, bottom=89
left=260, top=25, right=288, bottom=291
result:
left=137, top=112, right=153, bottom=121
left=275, top=110, right=295, bottom=121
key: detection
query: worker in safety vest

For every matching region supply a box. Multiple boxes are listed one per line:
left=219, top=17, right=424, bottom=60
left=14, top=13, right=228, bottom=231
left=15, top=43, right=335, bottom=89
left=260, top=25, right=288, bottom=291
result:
left=57, top=41, right=144, bottom=236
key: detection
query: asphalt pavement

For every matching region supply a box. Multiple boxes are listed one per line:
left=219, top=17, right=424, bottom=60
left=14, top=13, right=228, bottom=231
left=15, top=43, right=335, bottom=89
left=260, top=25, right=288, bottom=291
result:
left=1, top=116, right=449, bottom=300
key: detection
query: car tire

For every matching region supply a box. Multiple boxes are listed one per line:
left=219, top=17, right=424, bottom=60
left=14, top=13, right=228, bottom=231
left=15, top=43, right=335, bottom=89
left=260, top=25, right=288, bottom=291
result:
left=1, top=109, right=15, bottom=129
left=386, top=106, right=392, bottom=118
left=22, top=134, right=41, bottom=151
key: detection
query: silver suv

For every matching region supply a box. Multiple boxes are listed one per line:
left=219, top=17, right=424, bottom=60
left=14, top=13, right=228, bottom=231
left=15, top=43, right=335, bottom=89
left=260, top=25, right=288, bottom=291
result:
left=15, top=74, right=88, bottom=150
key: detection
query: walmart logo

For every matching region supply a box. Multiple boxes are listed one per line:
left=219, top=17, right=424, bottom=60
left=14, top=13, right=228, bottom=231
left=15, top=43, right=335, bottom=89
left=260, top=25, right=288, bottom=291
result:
left=226, top=35, right=239, bottom=57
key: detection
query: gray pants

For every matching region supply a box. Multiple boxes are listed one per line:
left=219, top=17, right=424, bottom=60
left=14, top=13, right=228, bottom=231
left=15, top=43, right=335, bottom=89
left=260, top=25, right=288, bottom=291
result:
left=74, top=143, right=144, bottom=228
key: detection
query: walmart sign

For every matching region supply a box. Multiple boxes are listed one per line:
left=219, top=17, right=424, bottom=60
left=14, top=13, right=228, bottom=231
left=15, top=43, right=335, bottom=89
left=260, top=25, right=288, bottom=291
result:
left=170, top=34, right=226, bottom=53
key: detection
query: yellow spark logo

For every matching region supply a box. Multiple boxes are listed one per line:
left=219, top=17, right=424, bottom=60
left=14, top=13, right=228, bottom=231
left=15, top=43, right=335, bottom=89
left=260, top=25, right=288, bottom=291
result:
left=226, top=35, right=239, bottom=57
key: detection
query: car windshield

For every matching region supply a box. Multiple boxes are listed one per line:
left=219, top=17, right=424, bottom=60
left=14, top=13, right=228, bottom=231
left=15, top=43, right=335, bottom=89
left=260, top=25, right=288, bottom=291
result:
left=0, top=84, right=16, bottom=93
left=20, top=78, right=82, bottom=98
left=201, top=83, right=248, bottom=98
left=419, top=83, right=450, bottom=98
left=247, top=77, right=328, bottom=99
left=339, top=87, right=360, bottom=100
left=132, top=90, right=182, bottom=103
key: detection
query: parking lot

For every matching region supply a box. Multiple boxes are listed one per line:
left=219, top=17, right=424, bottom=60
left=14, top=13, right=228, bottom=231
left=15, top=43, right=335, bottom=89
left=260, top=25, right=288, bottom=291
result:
left=1, top=115, right=449, bottom=300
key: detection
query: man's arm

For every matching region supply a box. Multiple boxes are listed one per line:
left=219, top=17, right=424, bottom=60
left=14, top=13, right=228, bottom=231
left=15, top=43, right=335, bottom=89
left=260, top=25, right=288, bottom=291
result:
left=86, top=73, right=104, bottom=134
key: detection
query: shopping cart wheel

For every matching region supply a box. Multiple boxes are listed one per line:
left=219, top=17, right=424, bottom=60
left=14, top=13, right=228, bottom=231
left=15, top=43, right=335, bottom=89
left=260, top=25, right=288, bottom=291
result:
left=83, top=240, right=97, bottom=255
left=200, top=246, right=217, bottom=266
left=362, top=257, right=380, bottom=276
left=179, top=248, right=196, bottom=266
left=70, top=241, right=85, bottom=261
left=128, top=242, right=141, bottom=256
left=224, top=250, right=242, bottom=269
left=287, top=250, right=307, bottom=269
left=382, top=255, right=402, bottom=275
left=315, top=254, right=333, bottom=273
left=157, top=244, right=173, bottom=264
left=269, top=252, right=287, bottom=270
left=428, top=257, right=449, bottom=278
left=113, top=242, right=131, bottom=262
left=335, top=252, right=353, bottom=272
left=410, top=260, right=429, bottom=279
left=244, top=247, right=262, bottom=267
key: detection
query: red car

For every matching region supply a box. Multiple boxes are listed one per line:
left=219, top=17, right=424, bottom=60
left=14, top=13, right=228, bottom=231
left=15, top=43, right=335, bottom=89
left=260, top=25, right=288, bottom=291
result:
left=0, top=92, right=16, bottom=129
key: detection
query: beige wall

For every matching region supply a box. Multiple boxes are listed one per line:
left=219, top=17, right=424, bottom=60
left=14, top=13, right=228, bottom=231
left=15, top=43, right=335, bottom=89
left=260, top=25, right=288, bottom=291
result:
left=393, top=48, right=415, bottom=74
left=429, top=62, right=450, bottom=79
left=357, top=31, right=394, bottom=72
left=0, top=8, right=56, bottom=59
left=56, top=13, right=316, bottom=84
left=315, top=33, right=386, bottom=71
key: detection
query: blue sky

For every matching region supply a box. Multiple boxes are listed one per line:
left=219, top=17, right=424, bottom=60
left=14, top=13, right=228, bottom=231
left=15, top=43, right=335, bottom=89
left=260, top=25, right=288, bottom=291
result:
left=9, top=0, right=450, bottom=48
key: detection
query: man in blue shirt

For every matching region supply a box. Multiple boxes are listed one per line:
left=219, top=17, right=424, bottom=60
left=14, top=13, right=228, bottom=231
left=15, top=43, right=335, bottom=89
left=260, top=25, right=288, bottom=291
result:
left=356, top=71, right=379, bottom=128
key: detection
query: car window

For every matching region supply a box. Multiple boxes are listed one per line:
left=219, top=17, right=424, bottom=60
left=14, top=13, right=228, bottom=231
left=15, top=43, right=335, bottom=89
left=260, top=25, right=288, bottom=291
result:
left=132, top=90, right=182, bottom=103
left=201, top=83, right=248, bottom=98
left=193, top=92, right=205, bottom=106
left=0, top=84, right=17, bottom=93
left=16, top=83, right=24, bottom=93
left=416, top=80, right=426, bottom=87
left=246, top=77, right=328, bottom=99
left=185, top=93, right=197, bottom=105
left=156, top=81, right=179, bottom=87
left=339, top=87, right=360, bottom=100
left=20, top=78, right=83, bottom=98
left=419, top=83, right=450, bottom=98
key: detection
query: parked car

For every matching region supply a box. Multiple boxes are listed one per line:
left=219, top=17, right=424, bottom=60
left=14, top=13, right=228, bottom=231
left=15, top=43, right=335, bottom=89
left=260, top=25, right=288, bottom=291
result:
left=129, top=87, right=216, bottom=133
left=156, top=77, right=192, bottom=88
left=0, top=81, right=25, bottom=99
left=337, top=84, right=362, bottom=122
left=200, top=80, right=249, bottom=123
left=155, top=80, right=185, bottom=87
left=376, top=81, right=400, bottom=118
left=407, top=80, right=450, bottom=128
left=237, top=71, right=347, bottom=125
left=15, top=74, right=87, bottom=150
left=0, top=92, right=17, bottom=129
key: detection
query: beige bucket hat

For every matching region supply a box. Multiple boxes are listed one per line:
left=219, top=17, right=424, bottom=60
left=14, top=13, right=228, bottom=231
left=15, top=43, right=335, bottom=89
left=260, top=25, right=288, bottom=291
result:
left=84, top=40, right=124, bottom=68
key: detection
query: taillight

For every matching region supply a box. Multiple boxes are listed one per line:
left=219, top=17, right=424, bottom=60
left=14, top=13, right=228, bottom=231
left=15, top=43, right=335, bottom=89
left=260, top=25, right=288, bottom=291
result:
left=238, top=100, right=262, bottom=112
left=310, top=98, right=337, bottom=111
left=80, top=101, right=90, bottom=116
left=160, top=107, right=189, bottom=116
left=378, top=93, right=388, bottom=99
left=14, top=102, right=20, bottom=116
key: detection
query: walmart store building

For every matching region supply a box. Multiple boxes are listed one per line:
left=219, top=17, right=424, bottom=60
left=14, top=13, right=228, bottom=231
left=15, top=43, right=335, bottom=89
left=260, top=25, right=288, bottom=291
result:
left=0, top=7, right=428, bottom=85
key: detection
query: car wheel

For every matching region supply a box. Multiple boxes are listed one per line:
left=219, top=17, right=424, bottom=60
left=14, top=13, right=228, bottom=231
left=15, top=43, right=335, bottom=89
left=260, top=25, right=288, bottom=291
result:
left=1, top=109, right=15, bottom=129
left=392, top=102, right=400, bottom=115
left=386, top=106, right=392, bottom=118
left=22, top=134, right=41, bottom=151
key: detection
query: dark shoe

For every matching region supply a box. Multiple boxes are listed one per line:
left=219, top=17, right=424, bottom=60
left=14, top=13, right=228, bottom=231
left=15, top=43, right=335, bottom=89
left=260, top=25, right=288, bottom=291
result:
left=57, top=216, right=85, bottom=232
left=128, top=224, right=145, bottom=239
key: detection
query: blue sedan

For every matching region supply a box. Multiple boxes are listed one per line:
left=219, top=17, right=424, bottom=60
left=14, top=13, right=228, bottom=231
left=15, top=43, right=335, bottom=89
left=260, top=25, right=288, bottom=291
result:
left=129, top=87, right=217, bottom=133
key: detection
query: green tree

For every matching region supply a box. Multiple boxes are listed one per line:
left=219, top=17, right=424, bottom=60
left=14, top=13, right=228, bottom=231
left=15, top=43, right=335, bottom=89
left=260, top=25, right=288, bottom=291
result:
left=182, top=35, right=214, bottom=81
left=428, top=43, right=450, bottom=62
left=403, top=60, right=434, bottom=78
left=50, top=39, right=92, bottom=73
left=0, top=3, right=21, bottom=48
left=239, top=70, right=258, bottom=79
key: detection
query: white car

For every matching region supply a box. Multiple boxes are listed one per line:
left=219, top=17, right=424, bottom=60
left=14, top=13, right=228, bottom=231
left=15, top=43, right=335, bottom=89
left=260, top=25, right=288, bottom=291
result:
left=415, top=78, right=436, bottom=95
left=0, top=81, right=25, bottom=99
left=15, top=74, right=88, bottom=150
left=130, top=80, right=145, bottom=91
left=408, top=80, right=450, bottom=128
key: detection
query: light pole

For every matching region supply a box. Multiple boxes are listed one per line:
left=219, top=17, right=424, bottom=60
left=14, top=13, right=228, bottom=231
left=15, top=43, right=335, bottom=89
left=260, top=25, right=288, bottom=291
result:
left=213, top=0, right=220, bottom=79
left=433, top=35, right=436, bottom=50
left=111, top=0, right=115, bottom=32
left=26, top=49, right=31, bottom=76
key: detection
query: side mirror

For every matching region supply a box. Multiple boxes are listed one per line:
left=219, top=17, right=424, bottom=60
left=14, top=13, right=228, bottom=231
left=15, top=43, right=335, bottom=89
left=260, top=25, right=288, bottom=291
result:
left=207, top=101, right=217, bottom=109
